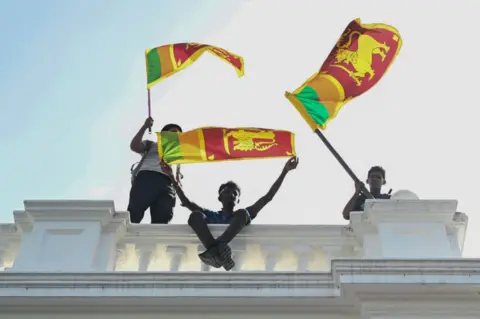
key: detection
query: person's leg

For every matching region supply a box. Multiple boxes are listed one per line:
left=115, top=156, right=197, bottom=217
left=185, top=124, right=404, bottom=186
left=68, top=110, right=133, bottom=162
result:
left=188, top=211, right=216, bottom=248
left=188, top=211, right=233, bottom=268
left=128, top=171, right=159, bottom=223
left=147, top=173, right=175, bottom=224
left=216, top=209, right=251, bottom=243
left=150, top=195, right=174, bottom=224
left=211, top=209, right=250, bottom=271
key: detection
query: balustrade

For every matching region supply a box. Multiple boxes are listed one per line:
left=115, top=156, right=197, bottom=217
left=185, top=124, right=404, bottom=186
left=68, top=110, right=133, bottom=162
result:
left=0, top=191, right=467, bottom=273
left=114, top=224, right=357, bottom=272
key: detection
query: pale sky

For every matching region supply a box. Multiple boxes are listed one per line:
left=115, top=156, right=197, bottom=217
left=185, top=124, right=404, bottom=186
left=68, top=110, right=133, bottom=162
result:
left=2, top=0, right=479, bottom=257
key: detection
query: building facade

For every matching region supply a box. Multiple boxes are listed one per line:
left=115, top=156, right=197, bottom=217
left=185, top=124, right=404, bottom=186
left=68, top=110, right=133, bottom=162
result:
left=0, top=190, right=478, bottom=319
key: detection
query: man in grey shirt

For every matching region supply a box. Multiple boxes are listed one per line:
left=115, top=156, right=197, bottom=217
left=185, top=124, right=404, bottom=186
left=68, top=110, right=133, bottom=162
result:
left=128, top=117, right=182, bottom=224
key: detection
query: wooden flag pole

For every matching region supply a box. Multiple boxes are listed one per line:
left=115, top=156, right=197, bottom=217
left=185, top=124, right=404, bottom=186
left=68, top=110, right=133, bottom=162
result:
left=314, top=129, right=374, bottom=199
left=147, top=88, right=152, bottom=134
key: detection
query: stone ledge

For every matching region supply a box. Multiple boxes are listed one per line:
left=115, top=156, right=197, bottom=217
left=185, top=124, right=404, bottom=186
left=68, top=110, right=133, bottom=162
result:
left=2, top=259, right=480, bottom=290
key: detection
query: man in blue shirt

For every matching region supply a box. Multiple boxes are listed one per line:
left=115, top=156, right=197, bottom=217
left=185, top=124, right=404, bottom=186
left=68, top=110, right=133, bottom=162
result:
left=163, top=157, right=299, bottom=270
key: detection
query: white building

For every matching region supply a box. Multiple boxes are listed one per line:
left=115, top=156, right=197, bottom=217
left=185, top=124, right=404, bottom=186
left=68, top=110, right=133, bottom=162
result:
left=0, top=190, right=478, bottom=319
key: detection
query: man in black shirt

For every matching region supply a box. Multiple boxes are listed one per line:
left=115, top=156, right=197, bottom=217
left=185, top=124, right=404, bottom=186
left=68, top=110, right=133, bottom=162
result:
left=342, top=166, right=391, bottom=220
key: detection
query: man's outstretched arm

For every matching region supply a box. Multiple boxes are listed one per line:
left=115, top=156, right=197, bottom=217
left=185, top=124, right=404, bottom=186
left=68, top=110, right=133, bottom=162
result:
left=162, top=162, right=202, bottom=212
left=172, top=180, right=203, bottom=212
left=246, top=157, right=299, bottom=218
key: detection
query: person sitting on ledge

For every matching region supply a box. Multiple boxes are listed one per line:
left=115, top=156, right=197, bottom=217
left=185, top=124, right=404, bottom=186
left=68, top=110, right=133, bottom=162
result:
left=342, top=166, right=392, bottom=220
left=162, top=157, right=299, bottom=271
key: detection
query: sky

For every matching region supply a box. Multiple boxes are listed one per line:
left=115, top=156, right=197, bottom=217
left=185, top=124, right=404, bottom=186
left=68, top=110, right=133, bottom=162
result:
left=1, top=0, right=479, bottom=257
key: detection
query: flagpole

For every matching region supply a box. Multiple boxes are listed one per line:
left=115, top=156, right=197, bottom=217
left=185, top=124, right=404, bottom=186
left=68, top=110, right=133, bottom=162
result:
left=147, top=88, right=152, bottom=134
left=314, top=129, right=374, bottom=199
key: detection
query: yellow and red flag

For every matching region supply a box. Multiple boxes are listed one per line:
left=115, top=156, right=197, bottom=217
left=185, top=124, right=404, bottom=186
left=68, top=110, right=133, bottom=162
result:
left=285, top=18, right=402, bottom=130
left=145, top=43, right=244, bottom=88
left=157, top=127, right=296, bottom=165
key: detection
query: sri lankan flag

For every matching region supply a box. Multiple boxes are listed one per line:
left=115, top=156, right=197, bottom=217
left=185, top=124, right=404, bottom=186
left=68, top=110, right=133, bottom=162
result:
left=146, top=43, right=244, bottom=88
left=285, top=18, right=402, bottom=130
left=157, top=127, right=296, bottom=165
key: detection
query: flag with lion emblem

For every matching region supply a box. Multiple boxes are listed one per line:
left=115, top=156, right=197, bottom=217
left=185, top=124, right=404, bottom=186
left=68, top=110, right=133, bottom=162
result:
left=157, top=127, right=296, bottom=164
left=285, top=18, right=402, bottom=130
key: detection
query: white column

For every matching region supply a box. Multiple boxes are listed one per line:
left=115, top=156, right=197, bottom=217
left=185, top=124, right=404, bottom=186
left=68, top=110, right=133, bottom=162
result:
left=261, top=245, right=281, bottom=271
left=136, top=243, right=156, bottom=272
left=11, top=200, right=127, bottom=272
left=294, top=244, right=312, bottom=271
left=350, top=190, right=467, bottom=259
left=113, top=242, right=127, bottom=271
left=197, top=245, right=210, bottom=271
left=231, top=242, right=247, bottom=271
left=0, top=243, right=8, bottom=269
left=166, top=245, right=187, bottom=271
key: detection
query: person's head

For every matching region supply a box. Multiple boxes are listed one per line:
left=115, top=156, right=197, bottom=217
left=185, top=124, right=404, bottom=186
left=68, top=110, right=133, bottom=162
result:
left=367, top=166, right=386, bottom=190
left=218, top=181, right=241, bottom=208
left=161, top=123, right=182, bottom=133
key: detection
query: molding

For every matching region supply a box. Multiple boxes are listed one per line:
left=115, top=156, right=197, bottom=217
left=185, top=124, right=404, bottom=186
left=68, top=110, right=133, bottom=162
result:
left=13, top=200, right=122, bottom=232
left=120, top=224, right=355, bottom=246
left=23, top=200, right=116, bottom=215
left=332, top=259, right=480, bottom=296
left=332, top=259, right=480, bottom=275
left=1, top=260, right=480, bottom=313
left=363, top=199, right=458, bottom=224
left=365, top=199, right=457, bottom=214
left=0, top=273, right=350, bottom=314
left=0, top=302, right=357, bottom=315
left=362, top=300, right=480, bottom=317
left=1, top=259, right=480, bottom=290
left=0, top=272, right=335, bottom=290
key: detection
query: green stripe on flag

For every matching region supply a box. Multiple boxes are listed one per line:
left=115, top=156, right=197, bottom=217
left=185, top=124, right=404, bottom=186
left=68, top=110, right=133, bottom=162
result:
left=160, top=132, right=183, bottom=163
left=146, top=49, right=162, bottom=85
left=296, top=86, right=330, bottom=126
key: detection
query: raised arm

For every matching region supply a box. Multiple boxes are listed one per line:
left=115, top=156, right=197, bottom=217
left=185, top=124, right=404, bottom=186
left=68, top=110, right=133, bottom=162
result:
left=342, top=181, right=363, bottom=220
left=161, top=162, right=202, bottom=212
left=247, top=157, right=299, bottom=218
left=130, top=117, right=153, bottom=154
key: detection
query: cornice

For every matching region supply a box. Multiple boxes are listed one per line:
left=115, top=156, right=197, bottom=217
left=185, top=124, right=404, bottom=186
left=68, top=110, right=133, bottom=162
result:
left=0, top=271, right=335, bottom=290
left=1, top=260, right=480, bottom=313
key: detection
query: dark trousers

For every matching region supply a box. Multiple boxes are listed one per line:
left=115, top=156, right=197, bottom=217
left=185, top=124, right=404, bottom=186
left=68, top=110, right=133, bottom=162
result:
left=128, top=171, right=175, bottom=224
left=188, top=209, right=251, bottom=249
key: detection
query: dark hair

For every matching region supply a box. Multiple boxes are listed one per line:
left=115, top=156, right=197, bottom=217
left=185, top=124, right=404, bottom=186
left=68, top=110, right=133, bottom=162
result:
left=161, top=123, right=183, bottom=132
left=218, top=181, right=241, bottom=196
left=368, top=166, right=386, bottom=179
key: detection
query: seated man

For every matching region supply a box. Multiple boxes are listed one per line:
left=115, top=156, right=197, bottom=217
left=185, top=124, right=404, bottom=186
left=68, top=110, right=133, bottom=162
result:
left=162, top=157, right=299, bottom=270
left=342, top=166, right=392, bottom=220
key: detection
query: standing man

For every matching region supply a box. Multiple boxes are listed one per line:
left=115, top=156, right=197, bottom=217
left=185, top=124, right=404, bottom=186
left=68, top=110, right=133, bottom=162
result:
left=163, top=157, right=299, bottom=270
left=128, top=117, right=183, bottom=224
left=342, top=166, right=391, bottom=220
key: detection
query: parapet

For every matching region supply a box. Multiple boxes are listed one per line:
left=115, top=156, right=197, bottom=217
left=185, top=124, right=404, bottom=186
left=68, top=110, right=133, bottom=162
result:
left=0, top=190, right=467, bottom=272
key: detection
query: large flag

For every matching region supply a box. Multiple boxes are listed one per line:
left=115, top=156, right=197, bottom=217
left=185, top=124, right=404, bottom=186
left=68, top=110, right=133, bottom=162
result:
left=145, top=43, right=244, bottom=88
left=157, top=127, right=296, bottom=164
left=285, top=18, right=402, bottom=130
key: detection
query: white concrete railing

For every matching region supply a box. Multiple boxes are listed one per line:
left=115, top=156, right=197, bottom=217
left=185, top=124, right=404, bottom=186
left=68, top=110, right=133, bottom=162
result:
left=0, top=190, right=468, bottom=272
left=115, top=224, right=357, bottom=272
